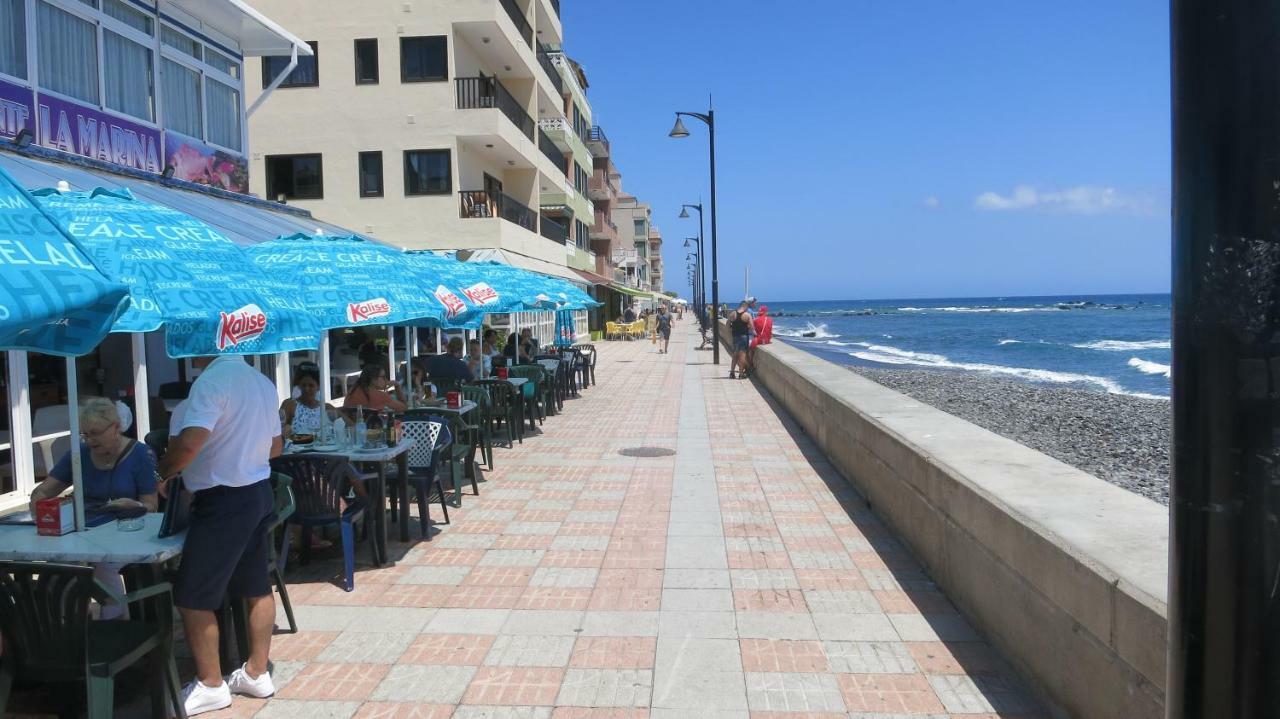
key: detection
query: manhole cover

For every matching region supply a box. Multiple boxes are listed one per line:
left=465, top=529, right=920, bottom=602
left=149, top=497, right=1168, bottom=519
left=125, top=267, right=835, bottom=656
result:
left=620, top=446, right=677, bottom=458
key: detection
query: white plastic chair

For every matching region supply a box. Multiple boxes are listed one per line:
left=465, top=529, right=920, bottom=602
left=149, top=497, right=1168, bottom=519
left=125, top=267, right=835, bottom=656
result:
left=32, top=405, right=71, bottom=477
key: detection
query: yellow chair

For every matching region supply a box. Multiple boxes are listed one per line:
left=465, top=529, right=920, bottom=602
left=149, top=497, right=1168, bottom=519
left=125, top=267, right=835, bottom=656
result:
left=605, top=322, right=621, bottom=340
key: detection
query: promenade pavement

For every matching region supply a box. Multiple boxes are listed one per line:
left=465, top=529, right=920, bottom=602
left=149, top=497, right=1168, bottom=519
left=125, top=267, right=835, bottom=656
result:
left=108, top=320, right=1042, bottom=718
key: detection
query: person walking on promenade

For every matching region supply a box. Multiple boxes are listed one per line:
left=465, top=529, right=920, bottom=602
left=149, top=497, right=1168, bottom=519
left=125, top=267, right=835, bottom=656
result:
left=158, top=355, right=283, bottom=715
left=729, top=298, right=756, bottom=379
left=656, top=305, right=673, bottom=354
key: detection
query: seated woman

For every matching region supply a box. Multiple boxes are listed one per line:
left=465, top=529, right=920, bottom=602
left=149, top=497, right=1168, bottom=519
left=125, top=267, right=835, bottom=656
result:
left=467, top=339, right=490, bottom=379
left=279, top=363, right=334, bottom=439
left=28, top=397, right=158, bottom=619
left=342, top=362, right=407, bottom=422
left=504, top=332, right=534, bottom=365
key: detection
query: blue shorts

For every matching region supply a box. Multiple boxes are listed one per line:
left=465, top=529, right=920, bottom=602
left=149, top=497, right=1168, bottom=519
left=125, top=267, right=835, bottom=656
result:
left=734, top=335, right=750, bottom=353
left=174, top=479, right=275, bottom=611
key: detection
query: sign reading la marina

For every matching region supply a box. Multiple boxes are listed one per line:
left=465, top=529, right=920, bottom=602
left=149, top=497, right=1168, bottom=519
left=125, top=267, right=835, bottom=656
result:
left=37, top=94, right=162, bottom=174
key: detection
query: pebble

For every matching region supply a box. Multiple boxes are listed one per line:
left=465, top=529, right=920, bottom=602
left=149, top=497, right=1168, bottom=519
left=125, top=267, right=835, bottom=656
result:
left=849, top=367, right=1170, bottom=505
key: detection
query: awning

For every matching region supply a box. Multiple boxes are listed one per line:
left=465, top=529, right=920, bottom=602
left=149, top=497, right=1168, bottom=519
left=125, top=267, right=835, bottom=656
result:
left=573, top=268, right=614, bottom=286
left=464, top=248, right=590, bottom=288
left=610, top=283, right=651, bottom=299
left=0, top=149, right=361, bottom=247
left=165, top=0, right=313, bottom=57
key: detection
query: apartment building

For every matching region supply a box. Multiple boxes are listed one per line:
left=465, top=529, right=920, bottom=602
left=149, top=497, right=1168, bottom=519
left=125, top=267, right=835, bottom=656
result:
left=242, top=0, right=599, bottom=274
left=612, top=190, right=663, bottom=292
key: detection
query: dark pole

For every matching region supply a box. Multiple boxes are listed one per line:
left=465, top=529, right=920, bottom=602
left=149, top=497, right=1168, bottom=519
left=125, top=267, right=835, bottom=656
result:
left=698, top=204, right=706, bottom=330
left=1169, top=0, right=1280, bottom=717
left=707, top=109, right=719, bottom=365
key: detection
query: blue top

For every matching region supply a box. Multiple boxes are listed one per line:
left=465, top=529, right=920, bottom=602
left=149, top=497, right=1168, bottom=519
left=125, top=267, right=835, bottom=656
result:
left=425, top=354, right=475, bottom=382
left=50, top=442, right=158, bottom=507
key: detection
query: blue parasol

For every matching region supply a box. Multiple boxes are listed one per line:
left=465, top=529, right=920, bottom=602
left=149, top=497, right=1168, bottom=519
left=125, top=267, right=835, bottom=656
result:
left=402, top=251, right=551, bottom=328
left=32, top=188, right=322, bottom=358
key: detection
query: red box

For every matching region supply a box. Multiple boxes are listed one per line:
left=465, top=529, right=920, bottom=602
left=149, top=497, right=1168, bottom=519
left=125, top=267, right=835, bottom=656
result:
left=35, top=497, right=74, bottom=536
left=446, top=391, right=461, bottom=408
left=496, top=367, right=509, bottom=379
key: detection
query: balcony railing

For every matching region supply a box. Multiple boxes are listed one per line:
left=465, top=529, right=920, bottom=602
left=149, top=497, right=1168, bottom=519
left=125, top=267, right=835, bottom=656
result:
left=540, top=215, right=567, bottom=244
left=550, top=0, right=560, bottom=17
left=460, top=189, right=537, bottom=233
left=500, top=0, right=533, bottom=48
left=537, top=44, right=564, bottom=94
left=537, top=128, right=567, bottom=170
left=588, top=168, right=616, bottom=201
left=586, top=125, right=609, bottom=155
left=455, top=76, right=534, bottom=140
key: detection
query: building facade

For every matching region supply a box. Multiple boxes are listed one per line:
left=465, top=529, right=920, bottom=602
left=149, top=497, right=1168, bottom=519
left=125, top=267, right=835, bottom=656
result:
left=611, top=189, right=664, bottom=292
left=243, top=0, right=602, bottom=274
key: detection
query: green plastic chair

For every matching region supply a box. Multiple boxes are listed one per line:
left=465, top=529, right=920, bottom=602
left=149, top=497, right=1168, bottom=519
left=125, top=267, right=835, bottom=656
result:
left=459, top=385, right=494, bottom=470
left=504, top=365, right=543, bottom=428
left=268, top=472, right=298, bottom=633
left=0, top=562, right=186, bottom=718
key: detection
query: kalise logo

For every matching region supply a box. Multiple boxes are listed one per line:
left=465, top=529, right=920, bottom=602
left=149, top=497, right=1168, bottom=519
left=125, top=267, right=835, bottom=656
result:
left=463, top=282, right=499, bottom=306
left=434, top=286, right=466, bottom=318
left=216, top=304, right=267, bottom=350
left=347, top=298, right=392, bottom=323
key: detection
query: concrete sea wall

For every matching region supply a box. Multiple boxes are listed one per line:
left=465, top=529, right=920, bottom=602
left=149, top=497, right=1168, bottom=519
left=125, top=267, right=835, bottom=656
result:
left=719, top=324, right=1168, bottom=719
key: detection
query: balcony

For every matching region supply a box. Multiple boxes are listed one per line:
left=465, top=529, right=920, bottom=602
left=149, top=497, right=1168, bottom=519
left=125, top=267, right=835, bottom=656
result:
left=460, top=189, right=537, bottom=233
left=456, top=76, right=534, bottom=141
left=538, top=128, right=567, bottom=171
left=612, top=248, right=639, bottom=267
left=540, top=214, right=568, bottom=244
left=590, top=211, right=619, bottom=243
left=537, top=44, right=564, bottom=95
left=551, top=0, right=560, bottom=17
left=588, top=167, right=617, bottom=202
left=586, top=126, right=609, bottom=157
left=500, top=0, right=533, bottom=48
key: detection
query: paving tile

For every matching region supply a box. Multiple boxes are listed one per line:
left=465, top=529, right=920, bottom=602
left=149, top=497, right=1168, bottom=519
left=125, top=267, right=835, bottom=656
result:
left=530, top=567, right=600, bottom=588
left=315, top=631, right=414, bottom=664
left=733, top=589, right=809, bottom=612
left=254, top=700, right=362, bottom=719
left=888, top=614, right=980, bottom=642
left=655, top=636, right=743, bottom=672
left=451, top=707, right=553, bottom=719
left=823, top=640, right=918, bottom=674
left=836, top=674, right=945, bottom=714
left=400, top=633, right=496, bottom=665
left=351, top=704, right=455, bottom=719
left=661, top=587, right=734, bottom=611
left=463, top=666, right=565, bottom=705
left=651, top=669, right=748, bottom=711
left=739, top=639, right=830, bottom=673
left=811, top=613, right=901, bottom=642
left=551, top=535, right=612, bottom=551
left=571, top=636, right=658, bottom=669
left=665, top=541, right=728, bottom=569
left=581, top=610, right=661, bottom=637
left=270, top=630, right=339, bottom=662
left=744, top=672, right=846, bottom=712
left=436, top=533, right=501, bottom=549
left=658, top=610, right=738, bottom=639
left=480, top=549, right=547, bottom=567
left=518, top=586, right=594, bottom=610
left=556, top=668, right=654, bottom=707
left=398, top=565, right=473, bottom=585
left=926, top=674, right=1040, bottom=714
left=501, top=609, right=586, bottom=635
left=906, top=641, right=1005, bottom=676
left=344, top=607, right=437, bottom=633
left=590, top=586, right=663, bottom=611
left=483, top=634, right=576, bottom=667
left=276, top=663, right=389, bottom=700
left=423, top=608, right=512, bottom=634
left=371, top=664, right=476, bottom=703
left=663, top=568, right=731, bottom=589
left=802, top=589, right=881, bottom=614
left=550, top=709, right=650, bottom=719
left=735, top=612, right=819, bottom=640
left=730, top=569, right=801, bottom=590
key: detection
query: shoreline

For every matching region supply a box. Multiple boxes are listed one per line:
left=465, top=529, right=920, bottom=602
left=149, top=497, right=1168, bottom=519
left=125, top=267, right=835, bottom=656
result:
left=847, top=366, right=1170, bottom=504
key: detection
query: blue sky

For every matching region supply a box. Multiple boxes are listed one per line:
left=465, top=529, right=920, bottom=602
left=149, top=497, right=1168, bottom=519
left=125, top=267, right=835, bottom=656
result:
left=562, top=1, right=1170, bottom=302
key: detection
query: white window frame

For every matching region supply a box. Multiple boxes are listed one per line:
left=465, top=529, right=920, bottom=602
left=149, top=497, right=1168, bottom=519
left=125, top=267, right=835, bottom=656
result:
left=0, top=0, right=35, bottom=88
left=158, top=19, right=245, bottom=154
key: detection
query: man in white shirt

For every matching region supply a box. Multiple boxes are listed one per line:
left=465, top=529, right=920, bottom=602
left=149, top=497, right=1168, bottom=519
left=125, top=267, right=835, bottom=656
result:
left=158, top=355, right=282, bottom=716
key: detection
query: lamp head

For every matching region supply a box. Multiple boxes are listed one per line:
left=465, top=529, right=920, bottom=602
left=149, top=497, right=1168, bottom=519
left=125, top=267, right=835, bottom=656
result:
left=668, top=116, right=690, bottom=139
left=678, top=207, right=690, bottom=219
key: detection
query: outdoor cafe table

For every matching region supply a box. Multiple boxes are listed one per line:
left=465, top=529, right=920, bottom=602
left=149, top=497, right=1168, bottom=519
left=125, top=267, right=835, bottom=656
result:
left=0, top=514, right=184, bottom=564
left=283, top=438, right=413, bottom=564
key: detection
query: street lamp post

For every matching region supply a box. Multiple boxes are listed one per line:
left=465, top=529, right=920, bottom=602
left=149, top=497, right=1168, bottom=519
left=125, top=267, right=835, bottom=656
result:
left=684, top=237, right=703, bottom=320
left=679, top=203, right=707, bottom=329
left=670, top=110, right=719, bottom=364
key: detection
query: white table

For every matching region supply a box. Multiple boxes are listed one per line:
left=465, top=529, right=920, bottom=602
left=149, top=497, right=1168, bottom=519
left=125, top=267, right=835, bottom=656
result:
left=0, top=514, right=184, bottom=564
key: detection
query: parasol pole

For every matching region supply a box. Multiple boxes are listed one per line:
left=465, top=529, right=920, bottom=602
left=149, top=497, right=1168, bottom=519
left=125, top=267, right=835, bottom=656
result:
left=131, top=334, right=150, bottom=440
left=319, top=331, right=332, bottom=406
left=65, top=357, right=85, bottom=532
left=387, top=326, right=396, bottom=381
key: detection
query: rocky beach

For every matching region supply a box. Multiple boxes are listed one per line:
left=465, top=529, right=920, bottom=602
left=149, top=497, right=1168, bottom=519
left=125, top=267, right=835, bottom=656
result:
left=849, top=367, right=1171, bottom=504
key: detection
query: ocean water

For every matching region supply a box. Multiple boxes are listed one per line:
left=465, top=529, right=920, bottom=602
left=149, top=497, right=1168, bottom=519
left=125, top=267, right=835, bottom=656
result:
left=767, top=294, right=1171, bottom=399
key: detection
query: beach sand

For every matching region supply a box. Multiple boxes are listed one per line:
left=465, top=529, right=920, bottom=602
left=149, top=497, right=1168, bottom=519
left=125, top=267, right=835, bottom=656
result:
left=849, top=367, right=1170, bottom=504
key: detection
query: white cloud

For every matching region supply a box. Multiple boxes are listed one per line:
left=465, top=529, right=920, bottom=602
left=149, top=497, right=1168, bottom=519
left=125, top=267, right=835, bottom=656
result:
left=974, top=185, right=1151, bottom=215
left=923, top=196, right=941, bottom=209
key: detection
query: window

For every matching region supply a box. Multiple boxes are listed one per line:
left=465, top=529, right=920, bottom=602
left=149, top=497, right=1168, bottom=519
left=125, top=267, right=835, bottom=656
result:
left=161, top=57, right=201, bottom=138
left=205, top=79, right=240, bottom=149
left=102, top=0, right=152, bottom=34
left=0, top=0, right=27, bottom=79
left=266, top=154, right=323, bottom=200
left=633, top=219, right=646, bottom=238
left=103, top=31, right=154, bottom=120
left=37, top=2, right=99, bottom=104
left=205, top=49, right=239, bottom=79
left=354, top=38, right=378, bottom=84
left=262, top=40, right=318, bottom=88
left=400, top=36, right=447, bottom=83
left=358, top=151, right=383, bottom=197
left=161, top=24, right=201, bottom=61
left=403, top=149, right=450, bottom=195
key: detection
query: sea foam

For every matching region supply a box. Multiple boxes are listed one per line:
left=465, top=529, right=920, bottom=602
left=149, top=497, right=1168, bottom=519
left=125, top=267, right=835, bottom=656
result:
left=850, top=342, right=1168, bottom=399
left=1073, top=339, right=1171, bottom=351
left=776, top=322, right=838, bottom=340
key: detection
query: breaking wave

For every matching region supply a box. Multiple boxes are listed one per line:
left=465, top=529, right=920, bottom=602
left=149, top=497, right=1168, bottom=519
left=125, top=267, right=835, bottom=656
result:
left=1073, top=339, right=1171, bottom=351
left=1128, top=357, right=1172, bottom=378
left=850, top=342, right=1168, bottom=399
left=776, top=322, right=839, bottom=340
left=998, top=339, right=1022, bottom=345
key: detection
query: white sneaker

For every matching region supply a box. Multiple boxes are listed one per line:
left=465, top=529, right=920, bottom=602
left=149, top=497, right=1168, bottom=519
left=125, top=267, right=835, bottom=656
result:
left=180, top=680, right=231, bottom=716
left=226, top=663, right=276, bottom=698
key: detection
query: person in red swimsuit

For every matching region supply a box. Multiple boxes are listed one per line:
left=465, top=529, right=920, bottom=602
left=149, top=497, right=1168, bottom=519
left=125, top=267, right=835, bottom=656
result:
left=752, top=305, right=774, bottom=347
